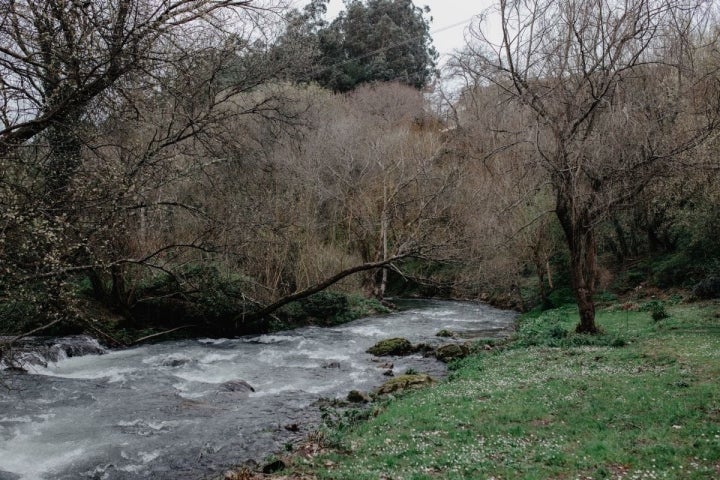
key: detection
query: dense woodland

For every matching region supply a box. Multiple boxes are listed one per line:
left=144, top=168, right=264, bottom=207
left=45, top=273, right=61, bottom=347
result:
left=1, top=0, right=720, bottom=343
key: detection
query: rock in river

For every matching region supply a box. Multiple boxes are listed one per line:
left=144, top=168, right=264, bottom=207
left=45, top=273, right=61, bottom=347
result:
left=220, top=380, right=255, bottom=393
left=435, top=343, right=469, bottom=362
left=366, top=337, right=414, bottom=356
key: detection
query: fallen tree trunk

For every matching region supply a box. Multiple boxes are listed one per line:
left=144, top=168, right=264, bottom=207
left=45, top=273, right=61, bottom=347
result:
left=237, top=255, right=410, bottom=323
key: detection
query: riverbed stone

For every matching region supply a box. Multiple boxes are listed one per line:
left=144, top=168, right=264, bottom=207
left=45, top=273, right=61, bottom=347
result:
left=436, top=329, right=455, bottom=338
left=435, top=343, right=469, bottom=362
left=375, top=374, right=435, bottom=395
left=220, top=380, right=255, bottom=393
left=347, top=390, right=371, bottom=403
left=0, top=335, right=106, bottom=370
left=162, top=358, right=190, bottom=367
left=414, top=342, right=436, bottom=356
left=366, top=337, right=414, bottom=356
left=261, top=458, right=286, bottom=474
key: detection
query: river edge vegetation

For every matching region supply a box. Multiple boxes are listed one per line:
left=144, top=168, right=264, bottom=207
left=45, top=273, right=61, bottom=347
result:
left=244, top=297, right=720, bottom=480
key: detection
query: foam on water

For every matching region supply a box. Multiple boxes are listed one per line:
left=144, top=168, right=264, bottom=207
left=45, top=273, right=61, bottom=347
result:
left=197, top=338, right=230, bottom=345
left=0, top=300, right=515, bottom=480
left=340, top=325, right=388, bottom=337
left=197, top=352, right=238, bottom=363
left=0, top=419, right=93, bottom=480
left=30, top=364, right=137, bottom=383
left=244, top=334, right=302, bottom=344
left=141, top=352, right=191, bottom=366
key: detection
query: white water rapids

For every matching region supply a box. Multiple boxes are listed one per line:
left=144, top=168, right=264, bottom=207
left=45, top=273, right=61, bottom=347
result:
left=0, top=300, right=515, bottom=479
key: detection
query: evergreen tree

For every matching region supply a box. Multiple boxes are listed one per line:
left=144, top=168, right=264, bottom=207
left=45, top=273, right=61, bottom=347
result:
left=283, top=0, right=437, bottom=92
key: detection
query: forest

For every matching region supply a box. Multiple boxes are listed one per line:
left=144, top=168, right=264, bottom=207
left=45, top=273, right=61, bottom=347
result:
left=1, top=0, right=720, bottom=345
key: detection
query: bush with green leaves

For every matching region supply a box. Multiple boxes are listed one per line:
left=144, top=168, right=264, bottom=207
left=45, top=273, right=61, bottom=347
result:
left=640, top=300, right=669, bottom=321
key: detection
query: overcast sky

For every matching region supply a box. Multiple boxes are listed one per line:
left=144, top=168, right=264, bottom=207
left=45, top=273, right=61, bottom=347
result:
left=302, top=0, right=494, bottom=64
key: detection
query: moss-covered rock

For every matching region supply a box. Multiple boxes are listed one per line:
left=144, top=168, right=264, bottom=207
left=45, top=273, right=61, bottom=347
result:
left=436, top=329, right=455, bottom=338
left=366, top=337, right=414, bottom=356
left=375, top=374, right=435, bottom=395
left=347, top=390, right=371, bottom=403
left=435, top=343, right=469, bottom=362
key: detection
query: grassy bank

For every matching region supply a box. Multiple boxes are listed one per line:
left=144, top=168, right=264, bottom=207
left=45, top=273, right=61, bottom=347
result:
left=290, top=301, right=720, bottom=479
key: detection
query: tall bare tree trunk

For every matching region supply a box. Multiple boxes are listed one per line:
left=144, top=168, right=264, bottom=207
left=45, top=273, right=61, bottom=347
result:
left=374, top=183, right=390, bottom=299
left=556, top=197, right=600, bottom=334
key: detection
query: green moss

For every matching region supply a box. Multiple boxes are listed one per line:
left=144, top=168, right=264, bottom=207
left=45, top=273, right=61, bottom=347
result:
left=375, top=374, right=435, bottom=395
left=435, top=343, right=469, bottom=362
left=366, top=337, right=414, bottom=356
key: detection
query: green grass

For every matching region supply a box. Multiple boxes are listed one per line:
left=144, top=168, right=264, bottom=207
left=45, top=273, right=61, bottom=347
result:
left=301, top=301, right=720, bottom=479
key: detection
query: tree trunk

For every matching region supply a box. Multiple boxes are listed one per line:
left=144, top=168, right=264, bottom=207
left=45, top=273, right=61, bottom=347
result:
left=538, top=269, right=553, bottom=310
left=373, top=183, right=389, bottom=300
left=556, top=197, right=600, bottom=334
left=533, top=252, right=553, bottom=310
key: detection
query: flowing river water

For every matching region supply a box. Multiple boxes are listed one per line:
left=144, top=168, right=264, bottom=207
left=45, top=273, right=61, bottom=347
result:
left=0, top=300, right=516, bottom=480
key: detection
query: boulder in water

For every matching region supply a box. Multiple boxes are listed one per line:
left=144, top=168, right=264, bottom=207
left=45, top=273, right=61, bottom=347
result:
left=436, top=329, right=455, bottom=338
left=0, top=335, right=106, bottom=370
left=366, top=337, right=414, bottom=356
left=347, top=390, right=371, bottom=403
left=435, top=343, right=469, bottom=363
left=161, top=358, right=191, bottom=367
left=414, top=342, right=436, bottom=356
left=59, top=336, right=106, bottom=357
left=220, top=380, right=255, bottom=393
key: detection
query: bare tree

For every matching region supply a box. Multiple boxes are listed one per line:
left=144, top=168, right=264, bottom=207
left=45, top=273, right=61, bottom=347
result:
left=0, top=1, right=278, bottom=156
left=285, top=83, right=464, bottom=300
left=0, top=0, right=302, bottom=335
left=454, top=0, right=720, bottom=332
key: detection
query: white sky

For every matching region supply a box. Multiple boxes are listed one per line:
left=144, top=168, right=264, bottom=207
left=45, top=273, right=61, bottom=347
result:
left=301, top=0, right=494, bottom=64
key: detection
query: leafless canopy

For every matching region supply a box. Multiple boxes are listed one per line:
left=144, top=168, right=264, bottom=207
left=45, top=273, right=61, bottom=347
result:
left=0, top=0, right=275, bottom=156
left=453, top=0, right=720, bottom=332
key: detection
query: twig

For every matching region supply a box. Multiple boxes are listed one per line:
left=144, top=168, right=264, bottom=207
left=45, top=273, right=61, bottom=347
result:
left=82, top=321, right=127, bottom=348
left=3, top=318, right=64, bottom=346
left=130, top=325, right=196, bottom=345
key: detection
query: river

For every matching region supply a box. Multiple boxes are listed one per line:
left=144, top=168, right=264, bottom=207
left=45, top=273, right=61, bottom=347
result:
left=0, top=300, right=515, bottom=480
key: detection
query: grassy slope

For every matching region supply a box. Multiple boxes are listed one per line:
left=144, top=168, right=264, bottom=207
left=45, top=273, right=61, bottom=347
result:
left=304, top=302, right=720, bottom=479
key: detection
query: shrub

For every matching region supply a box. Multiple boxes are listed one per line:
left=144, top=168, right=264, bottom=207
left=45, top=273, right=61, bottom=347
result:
left=547, top=287, right=576, bottom=307
left=692, top=276, right=720, bottom=299
left=640, top=300, right=669, bottom=321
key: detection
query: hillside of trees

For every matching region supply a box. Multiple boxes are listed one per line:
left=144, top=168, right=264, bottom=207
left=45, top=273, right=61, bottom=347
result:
left=1, top=0, right=720, bottom=343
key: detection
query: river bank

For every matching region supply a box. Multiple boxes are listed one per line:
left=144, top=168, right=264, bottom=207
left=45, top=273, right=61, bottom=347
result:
left=256, top=299, right=720, bottom=479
